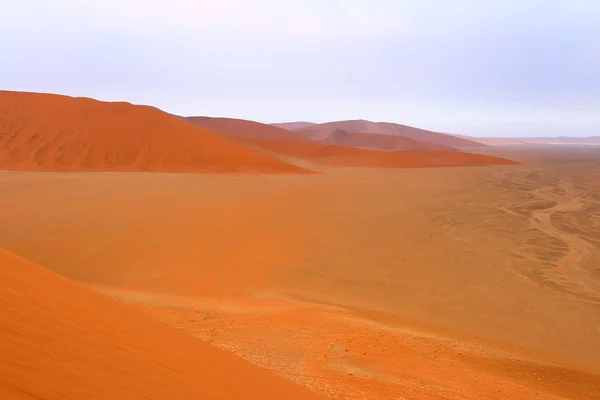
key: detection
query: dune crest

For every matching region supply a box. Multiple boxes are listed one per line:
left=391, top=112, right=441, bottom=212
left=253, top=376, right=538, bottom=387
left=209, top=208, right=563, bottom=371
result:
left=291, top=119, right=487, bottom=148
left=272, top=121, right=316, bottom=130
left=0, top=91, right=310, bottom=173
left=187, top=116, right=311, bottom=142
left=0, top=249, right=323, bottom=400
left=301, top=127, right=457, bottom=151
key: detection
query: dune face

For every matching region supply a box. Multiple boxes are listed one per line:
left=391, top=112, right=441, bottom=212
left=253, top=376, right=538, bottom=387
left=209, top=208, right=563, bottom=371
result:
left=297, top=127, right=457, bottom=151
left=187, top=116, right=311, bottom=142
left=272, top=121, right=316, bottom=130
left=0, top=91, right=310, bottom=173
left=238, top=138, right=516, bottom=168
left=0, top=249, right=323, bottom=400
left=293, top=119, right=487, bottom=148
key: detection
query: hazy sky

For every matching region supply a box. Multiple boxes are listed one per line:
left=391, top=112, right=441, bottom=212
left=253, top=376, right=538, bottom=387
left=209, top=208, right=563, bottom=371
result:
left=2, top=0, right=599, bottom=137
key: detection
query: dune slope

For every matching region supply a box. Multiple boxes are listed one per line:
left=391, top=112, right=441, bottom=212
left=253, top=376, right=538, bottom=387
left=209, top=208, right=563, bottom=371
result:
left=239, top=138, right=517, bottom=168
left=187, top=116, right=311, bottom=142
left=294, top=119, right=487, bottom=148
left=0, top=249, right=323, bottom=400
left=0, top=91, right=309, bottom=173
left=305, top=128, right=456, bottom=151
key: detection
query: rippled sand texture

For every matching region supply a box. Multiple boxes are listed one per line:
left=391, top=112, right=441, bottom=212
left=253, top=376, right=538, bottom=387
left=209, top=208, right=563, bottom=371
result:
left=1, top=147, right=599, bottom=399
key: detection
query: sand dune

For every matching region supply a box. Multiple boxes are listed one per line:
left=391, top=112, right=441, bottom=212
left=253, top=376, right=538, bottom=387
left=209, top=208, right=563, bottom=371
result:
left=272, top=121, right=316, bottom=130
left=302, top=127, right=456, bottom=151
left=187, top=116, right=311, bottom=142
left=0, top=249, right=323, bottom=400
left=238, top=138, right=516, bottom=168
left=0, top=91, right=309, bottom=173
left=292, top=119, right=487, bottom=148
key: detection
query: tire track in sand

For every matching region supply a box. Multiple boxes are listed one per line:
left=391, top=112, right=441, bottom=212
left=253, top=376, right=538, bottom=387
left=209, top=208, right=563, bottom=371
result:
left=530, top=177, right=600, bottom=300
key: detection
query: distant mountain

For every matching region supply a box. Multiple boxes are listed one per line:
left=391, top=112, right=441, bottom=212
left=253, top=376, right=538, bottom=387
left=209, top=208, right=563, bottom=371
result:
left=291, top=120, right=486, bottom=148
left=272, top=122, right=316, bottom=130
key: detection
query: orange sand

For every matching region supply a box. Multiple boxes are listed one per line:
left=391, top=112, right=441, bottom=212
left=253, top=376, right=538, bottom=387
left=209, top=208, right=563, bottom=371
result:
left=187, top=116, right=312, bottom=142
left=0, top=249, right=324, bottom=400
left=0, top=91, right=310, bottom=173
left=237, top=138, right=517, bottom=168
left=1, top=157, right=600, bottom=398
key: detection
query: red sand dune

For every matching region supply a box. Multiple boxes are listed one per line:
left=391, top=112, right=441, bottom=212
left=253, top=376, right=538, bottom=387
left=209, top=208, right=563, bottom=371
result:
left=0, top=91, right=310, bottom=173
left=187, top=116, right=311, bottom=142
left=299, top=127, right=457, bottom=152
left=292, top=119, right=487, bottom=148
left=272, top=121, right=316, bottom=130
left=238, top=138, right=517, bottom=168
left=0, top=249, right=323, bottom=400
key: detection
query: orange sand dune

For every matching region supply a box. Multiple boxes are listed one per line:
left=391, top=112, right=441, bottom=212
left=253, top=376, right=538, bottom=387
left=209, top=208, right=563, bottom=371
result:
left=0, top=249, right=324, bottom=400
left=272, top=121, right=316, bottom=130
left=293, top=119, right=487, bottom=148
left=297, top=127, right=457, bottom=151
left=187, top=116, right=311, bottom=142
left=239, top=138, right=517, bottom=168
left=0, top=91, right=310, bottom=173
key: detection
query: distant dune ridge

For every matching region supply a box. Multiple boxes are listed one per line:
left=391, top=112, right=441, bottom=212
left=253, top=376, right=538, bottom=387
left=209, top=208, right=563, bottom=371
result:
left=184, top=115, right=515, bottom=168
left=0, top=90, right=515, bottom=173
left=285, top=119, right=487, bottom=148
left=0, top=91, right=309, bottom=173
left=298, top=127, right=456, bottom=152
left=187, top=116, right=311, bottom=142
left=271, top=121, right=316, bottom=130
left=0, top=249, right=324, bottom=400
left=237, top=138, right=517, bottom=168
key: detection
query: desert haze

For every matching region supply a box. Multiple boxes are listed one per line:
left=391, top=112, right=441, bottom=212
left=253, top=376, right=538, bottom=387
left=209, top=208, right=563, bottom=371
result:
left=1, top=91, right=600, bottom=400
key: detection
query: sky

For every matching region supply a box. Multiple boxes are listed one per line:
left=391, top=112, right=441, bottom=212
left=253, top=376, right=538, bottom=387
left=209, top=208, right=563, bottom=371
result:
left=1, top=0, right=599, bottom=137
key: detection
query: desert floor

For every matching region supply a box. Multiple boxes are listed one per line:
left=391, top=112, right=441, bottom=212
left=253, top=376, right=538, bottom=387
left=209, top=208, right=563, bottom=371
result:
left=1, top=146, right=599, bottom=399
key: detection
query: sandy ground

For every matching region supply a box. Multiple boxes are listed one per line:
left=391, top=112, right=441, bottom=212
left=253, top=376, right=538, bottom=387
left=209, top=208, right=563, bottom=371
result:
left=1, top=147, right=599, bottom=399
left=0, top=250, right=324, bottom=400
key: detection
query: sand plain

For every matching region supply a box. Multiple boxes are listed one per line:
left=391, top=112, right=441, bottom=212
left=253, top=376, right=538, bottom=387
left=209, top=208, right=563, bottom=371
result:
left=1, top=146, right=599, bottom=399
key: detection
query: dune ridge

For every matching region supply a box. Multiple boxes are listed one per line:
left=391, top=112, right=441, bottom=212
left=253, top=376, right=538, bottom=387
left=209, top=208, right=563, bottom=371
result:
left=237, top=138, right=517, bottom=168
left=306, top=127, right=456, bottom=151
left=0, top=91, right=310, bottom=173
left=272, top=121, right=316, bottom=130
left=0, top=249, right=324, bottom=400
left=187, top=116, right=311, bottom=142
left=291, top=119, right=487, bottom=148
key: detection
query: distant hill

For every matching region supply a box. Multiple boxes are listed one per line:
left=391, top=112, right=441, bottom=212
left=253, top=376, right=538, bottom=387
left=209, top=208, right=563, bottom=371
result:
left=292, top=120, right=487, bottom=148
left=271, top=122, right=316, bottom=130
